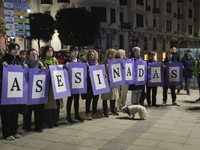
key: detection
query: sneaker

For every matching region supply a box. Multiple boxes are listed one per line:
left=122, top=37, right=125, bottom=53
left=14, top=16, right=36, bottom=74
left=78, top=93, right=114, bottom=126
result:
left=162, top=101, right=166, bottom=105
left=65, top=117, right=74, bottom=124
left=196, top=98, right=200, bottom=102
left=14, top=134, right=22, bottom=139
left=74, top=116, right=84, bottom=122
left=111, top=110, right=119, bottom=116
left=6, top=136, right=15, bottom=140
left=172, top=101, right=179, bottom=105
left=152, top=104, right=159, bottom=107
left=53, top=123, right=59, bottom=127
left=34, top=129, right=43, bottom=133
left=92, top=112, right=101, bottom=118
left=102, top=113, right=109, bottom=117
left=22, top=129, right=31, bottom=133
left=85, top=113, right=92, bottom=120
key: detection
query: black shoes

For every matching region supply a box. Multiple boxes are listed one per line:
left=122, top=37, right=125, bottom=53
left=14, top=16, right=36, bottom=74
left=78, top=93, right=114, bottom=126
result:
left=74, top=116, right=84, bottom=122
left=111, top=110, right=119, bottom=116
left=65, top=117, right=74, bottom=124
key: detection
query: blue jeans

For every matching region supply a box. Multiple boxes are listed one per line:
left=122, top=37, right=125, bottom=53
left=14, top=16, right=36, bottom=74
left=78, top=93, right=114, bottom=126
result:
left=178, top=78, right=191, bottom=91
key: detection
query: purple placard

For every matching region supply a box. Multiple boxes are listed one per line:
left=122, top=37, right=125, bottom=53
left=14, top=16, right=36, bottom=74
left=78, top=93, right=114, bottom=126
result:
left=166, top=63, right=183, bottom=86
left=27, top=69, right=50, bottom=105
left=1, top=65, right=28, bottom=105
left=148, top=63, right=164, bottom=87
left=124, top=59, right=135, bottom=85
left=108, top=58, right=125, bottom=87
left=49, top=65, right=71, bottom=99
left=68, top=62, right=87, bottom=94
left=89, top=64, right=110, bottom=95
left=135, top=61, right=147, bottom=86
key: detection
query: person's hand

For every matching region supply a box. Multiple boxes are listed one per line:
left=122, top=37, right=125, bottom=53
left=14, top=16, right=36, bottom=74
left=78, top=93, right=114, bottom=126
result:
left=86, top=62, right=89, bottom=67
left=163, top=65, right=166, bottom=69
left=41, top=66, right=46, bottom=71
left=2, top=61, right=8, bottom=67
left=105, top=74, right=108, bottom=78
left=65, top=62, right=69, bottom=68
left=89, top=74, right=91, bottom=78
left=147, top=66, right=149, bottom=70
left=139, top=59, right=142, bottom=62
left=123, top=65, right=125, bottom=69
left=182, top=66, right=184, bottom=69
left=23, top=64, right=28, bottom=68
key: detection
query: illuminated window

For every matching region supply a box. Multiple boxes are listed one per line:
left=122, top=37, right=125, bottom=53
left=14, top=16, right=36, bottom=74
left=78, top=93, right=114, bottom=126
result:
left=162, top=52, right=166, bottom=61
left=144, top=54, right=148, bottom=61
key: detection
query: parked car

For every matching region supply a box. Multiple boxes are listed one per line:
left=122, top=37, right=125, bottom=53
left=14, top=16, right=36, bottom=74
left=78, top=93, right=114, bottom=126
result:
left=55, top=50, right=70, bottom=64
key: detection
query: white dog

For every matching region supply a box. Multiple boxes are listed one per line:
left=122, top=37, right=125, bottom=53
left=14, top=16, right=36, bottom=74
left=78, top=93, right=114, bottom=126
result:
left=121, top=105, right=148, bottom=119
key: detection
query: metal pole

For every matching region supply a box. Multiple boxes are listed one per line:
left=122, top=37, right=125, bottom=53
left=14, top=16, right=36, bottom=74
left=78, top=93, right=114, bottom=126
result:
left=24, top=36, right=26, bottom=51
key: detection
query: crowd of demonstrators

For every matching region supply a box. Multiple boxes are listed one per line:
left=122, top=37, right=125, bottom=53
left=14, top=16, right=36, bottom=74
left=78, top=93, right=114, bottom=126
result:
left=177, top=49, right=195, bottom=95
left=1, top=43, right=199, bottom=141
left=162, top=51, right=178, bottom=105
left=146, top=51, right=159, bottom=107
left=115, top=49, right=129, bottom=111
left=101, top=49, right=119, bottom=117
left=64, top=46, right=83, bottom=124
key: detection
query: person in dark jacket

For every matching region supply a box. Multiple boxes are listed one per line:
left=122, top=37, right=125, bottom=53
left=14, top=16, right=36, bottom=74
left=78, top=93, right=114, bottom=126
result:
left=177, top=49, right=195, bottom=95
left=64, top=46, right=84, bottom=124
left=162, top=51, right=179, bottom=105
left=0, top=43, right=22, bottom=140
left=171, top=47, right=180, bottom=62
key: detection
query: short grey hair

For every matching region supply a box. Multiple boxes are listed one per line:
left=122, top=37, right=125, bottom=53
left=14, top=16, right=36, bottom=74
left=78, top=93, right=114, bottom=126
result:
left=132, top=47, right=140, bottom=52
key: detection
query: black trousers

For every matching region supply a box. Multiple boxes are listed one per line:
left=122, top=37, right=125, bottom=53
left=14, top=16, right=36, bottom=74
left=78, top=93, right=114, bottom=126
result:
left=23, top=104, right=44, bottom=130
left=147, top=86, right=158, bottom=105
left=45, top=100, right=60, bottom=126
left=1, top=105, right=19, bottom=139
left=66, top=94, right=79, bottom=118
left=163, top=85, right=176, bottom=102
left=85, top=95, right=99, bottom=114
left=103, top=99, right=116, bottom=114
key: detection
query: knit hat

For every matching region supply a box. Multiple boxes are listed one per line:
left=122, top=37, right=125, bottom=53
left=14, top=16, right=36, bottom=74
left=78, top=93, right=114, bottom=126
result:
left=186, top=49, right=192, bottom=53
left=148, top=51, right=155, bottom=56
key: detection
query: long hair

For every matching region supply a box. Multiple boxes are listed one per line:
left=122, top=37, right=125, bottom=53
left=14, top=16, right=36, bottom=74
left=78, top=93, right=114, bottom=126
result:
left=41, top=45, right=55, bottom=59
left=164, top=51, right=174, bottom=62
left=86, top=49, right=98, bottom=61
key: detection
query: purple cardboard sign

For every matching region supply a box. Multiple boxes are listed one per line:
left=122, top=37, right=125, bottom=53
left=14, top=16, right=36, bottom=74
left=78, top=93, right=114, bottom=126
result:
left=108, top=59, right=125, bottom=87
left=89, top=64, right=110, bottom=95
left=49, top=65, right=71, bottom=99
left=135, top=61, right=147, bottom=86
left=148, top=63, right=164, bottom=87
left=166, top=63, right=183, bottom=86
left=124, top=59, right=135, bottom=85
left=1, top=65, right=28, bottom=105
left=27, top=69, right=50, bottom=105
left=68, top=62, right=87, bottom=94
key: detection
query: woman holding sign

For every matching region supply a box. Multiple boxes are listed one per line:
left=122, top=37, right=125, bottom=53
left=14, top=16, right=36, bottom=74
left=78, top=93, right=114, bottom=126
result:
left=0, top=43, right=22, bottom=140
left=162, top=51, right=178, bottom=105
left=64, top=46, right=84, bottom=123
left=83, top=49, right=101, bottom=120
left=101, top=48, right=119, bottom=117
left=147, top=51, right=159, bottom=107
left=41, top=46, right=63, bottom=128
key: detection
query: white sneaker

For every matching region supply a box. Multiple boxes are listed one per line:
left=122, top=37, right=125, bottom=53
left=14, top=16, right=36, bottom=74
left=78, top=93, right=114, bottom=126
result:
left=172, top=101, right=179, bottom=105
left=6, top=136, right=15, bottom=140
left=14, top=134, right=22, bottom=139
left=163, top=101, right=166, bottom=105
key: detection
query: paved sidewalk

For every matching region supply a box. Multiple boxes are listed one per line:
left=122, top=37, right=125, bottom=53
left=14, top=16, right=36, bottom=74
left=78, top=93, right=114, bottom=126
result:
left=0, top=87, right=200, bottom=150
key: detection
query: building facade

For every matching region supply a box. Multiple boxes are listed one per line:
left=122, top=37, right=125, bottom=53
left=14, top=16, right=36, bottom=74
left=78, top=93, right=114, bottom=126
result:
left=1, top=0, right=200, bottom=61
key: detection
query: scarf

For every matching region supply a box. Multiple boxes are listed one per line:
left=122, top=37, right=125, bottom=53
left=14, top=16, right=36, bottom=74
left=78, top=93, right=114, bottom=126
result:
left=88, top=59, right=98, bottom=66
left=126, top=106, right=131, bottom=117
left=44, top=56, right=53, bottom=65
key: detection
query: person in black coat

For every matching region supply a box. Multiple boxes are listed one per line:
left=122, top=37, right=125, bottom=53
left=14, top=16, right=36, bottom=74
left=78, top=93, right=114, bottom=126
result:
left=162, top=51, right=179, bottom=105
left=0, top=43, right=22, bottom=140
left=177, top=49, right=195, bottom=95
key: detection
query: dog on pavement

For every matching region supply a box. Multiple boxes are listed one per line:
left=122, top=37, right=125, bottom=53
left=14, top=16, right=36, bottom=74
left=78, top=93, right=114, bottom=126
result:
left=121, top=105, right=148, bottom=119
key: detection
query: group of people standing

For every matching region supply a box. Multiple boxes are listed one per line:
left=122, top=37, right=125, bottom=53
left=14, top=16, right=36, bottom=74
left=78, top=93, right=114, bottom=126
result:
left=0, top=43, right=197, bottom=141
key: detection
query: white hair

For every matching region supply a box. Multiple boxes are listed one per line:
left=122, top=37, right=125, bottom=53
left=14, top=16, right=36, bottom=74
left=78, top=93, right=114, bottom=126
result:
left=132, top=47, right=140, bottom=52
